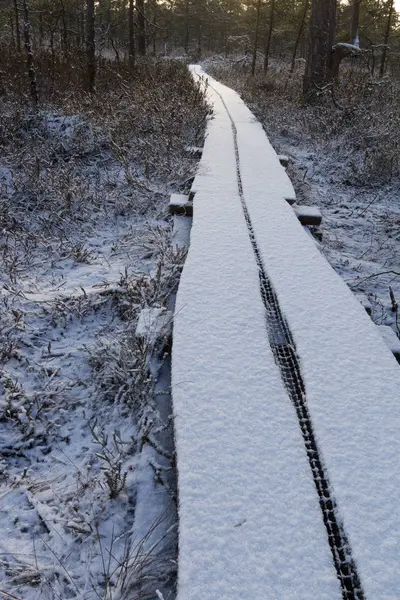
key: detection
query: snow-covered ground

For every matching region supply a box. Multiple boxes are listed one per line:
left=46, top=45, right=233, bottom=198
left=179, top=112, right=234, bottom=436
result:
left=172, top=67, right=400, bottom=599
left=0, top=85, right=205, bottom=598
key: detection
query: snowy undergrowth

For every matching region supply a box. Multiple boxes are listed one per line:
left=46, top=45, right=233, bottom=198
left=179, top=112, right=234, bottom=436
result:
left=0, top=59, right=208, bottom=599
left=206, top=57, right=400, bottom=339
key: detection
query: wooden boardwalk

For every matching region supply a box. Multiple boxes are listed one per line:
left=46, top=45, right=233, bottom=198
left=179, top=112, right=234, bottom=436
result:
left=171, top=67, right=400, bottom=600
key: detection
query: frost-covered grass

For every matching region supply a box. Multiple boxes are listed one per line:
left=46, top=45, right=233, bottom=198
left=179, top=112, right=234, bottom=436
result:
left=0, top=57, right=207, bottom=599
left=206, top=57, right=400, bottom=339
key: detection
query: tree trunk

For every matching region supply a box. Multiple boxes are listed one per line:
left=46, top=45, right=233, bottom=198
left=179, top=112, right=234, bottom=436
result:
left=184, top=0, right=190, bottom=53
left=86, top=0, right=96, bottom=92
left=291, top=0, right=309, bottom=72
left=9, top=10, right=15, bottom=52
left=263, top=0, right=275, bottom=74
left=38, top=11, right=43, bottom=48
left=350, top=0, right=362, bottom=45
left=128, top=0, right=135, bottom=67
left=60, top=0, right=69, bottom=57
left=251, top=0, right=262, bottom=76
left=136, top=0, right=146, bottom=56
left=22, top=0, right=38, bottom=104
left=197, top=20, right=202, bottom=57
left=379, top=0, right=394, bottom=77
left=303, top=0, right=336, bottom=99
left=13, top=0, right=21, bottom=53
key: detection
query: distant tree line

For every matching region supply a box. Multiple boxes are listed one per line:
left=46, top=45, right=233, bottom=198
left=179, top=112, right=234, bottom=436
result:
left=0, top=0, right=399, bottom=99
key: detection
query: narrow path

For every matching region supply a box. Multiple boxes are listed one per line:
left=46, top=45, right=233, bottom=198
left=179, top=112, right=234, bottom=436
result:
left=208, top=78, right=364, bottom=600
left=172, top=67, right=400, bottom=600
left=173, top=72, right=342, bottom=600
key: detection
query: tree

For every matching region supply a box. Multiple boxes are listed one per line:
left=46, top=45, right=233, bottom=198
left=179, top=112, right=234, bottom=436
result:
left=251, top=0, right=262, bottom=75
left=13, top=0, right=21, bottom=52
left=263, top=0, right=275, bottom=73
left=351, top=0, right=362, bottom=45
left=380, top=0, right=394, bottom=76
left=22, top=0, right=38, bottom=103
left=303, top=0, right=336, bottom=98
left=86, top=0, right=95, bottom=92
left=129, top=0, right=135, bottom=66
left=137, top=0, right=146, bottom=55
left=291, top=0, right=309, bottom=72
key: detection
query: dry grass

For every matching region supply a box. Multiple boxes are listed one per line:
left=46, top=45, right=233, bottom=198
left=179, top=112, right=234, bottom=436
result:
left=0, top=51, right=203, bottom=599
left=207, top=56, right=400, bottom=185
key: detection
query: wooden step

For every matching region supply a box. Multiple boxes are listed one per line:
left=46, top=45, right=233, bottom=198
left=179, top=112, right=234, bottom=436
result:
left=169, top=193, right=193, bottom=216
left=278, top=154, right=289, bottom=168
left=294, top=205, right=322, bottom=227
left=185, top=146, right=203, bottom=158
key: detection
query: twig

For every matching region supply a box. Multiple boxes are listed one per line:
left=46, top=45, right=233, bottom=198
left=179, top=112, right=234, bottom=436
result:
left=0, top=591, right=23, bottom=600
left=389, top=286, right=398, bottom=312
left=353, top=270, right=400, bottom=287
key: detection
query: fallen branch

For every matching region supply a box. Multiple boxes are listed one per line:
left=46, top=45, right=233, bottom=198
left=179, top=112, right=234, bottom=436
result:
left=353, top=270, right=400, bottom=287
left=0, top=591, right=23, bottom=600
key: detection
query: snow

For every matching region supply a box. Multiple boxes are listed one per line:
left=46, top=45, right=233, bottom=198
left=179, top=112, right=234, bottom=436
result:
left=191, top=68, right=400, bottom=598
left=169, top=193, right=190, bottom=207
left=172, top=66, right=342, bottom=600
left=377, top=325, right=400, bottom=358
left=41, top=112, right=108, bottom=156
left=0, top=110, right=182, bottom=597
left=333, top=42, right=362, bottom=53
left=294, top=204, right=322, bottom=226
left=0, top=165, right=13, bottom=195
left=294, top=205, right=322, bottom=218
left=172, top=215, right=192, bottom=250
left=136, top=307, right=173, bottom=345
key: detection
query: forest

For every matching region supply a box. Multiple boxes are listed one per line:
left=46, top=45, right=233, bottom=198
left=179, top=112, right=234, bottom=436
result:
left=0, top=0, right=399, bottom=92
left=0, top=1, right=399, bottom=599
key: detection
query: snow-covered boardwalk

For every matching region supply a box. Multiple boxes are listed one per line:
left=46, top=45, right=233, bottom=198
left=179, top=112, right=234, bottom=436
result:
left=171, top=67, right=400, bottom=600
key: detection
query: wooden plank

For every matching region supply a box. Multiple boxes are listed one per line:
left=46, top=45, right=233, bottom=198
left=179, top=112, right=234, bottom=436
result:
left=278, top=154, right=289, bottom=168
left=169, top=193, right=193, bottom=216
left=185, top=145, right=203, bottom=158
left=294, top=205, right=322, bottom=227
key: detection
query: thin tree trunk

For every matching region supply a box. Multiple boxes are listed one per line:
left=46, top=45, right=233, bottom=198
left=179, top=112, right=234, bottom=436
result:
left=128, top=0, right=135, bottom=67
left=9, top=11, right=16, bottom=52
left=303, top=0, right=336, bottom=99
left=136, top=0, right=146, bottom=56
left=350, top=0, right=362, bottom=45
left=22, top=0, right=38, bottom=104
left=14, top=0, right=21, bottom=53
left=290, top=0, right=309, bottom=72
left=110, top=35, right=120, bottom=63
left=197, top=20, right=202, bottom=57
left=251, top=0, right=262, bottom=76
left=152, top=12, right=157, bottom=54
left=86, top=0, right=96, bottom=92
left=60, top=0, right=69, bottom=56
left=380, top=0, right=394, bottom=77
left=184, top=0, right=190, bottom=53
left=264, top=0, right=275, bottom=73
left=39, top=11, right=43, bottom=48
